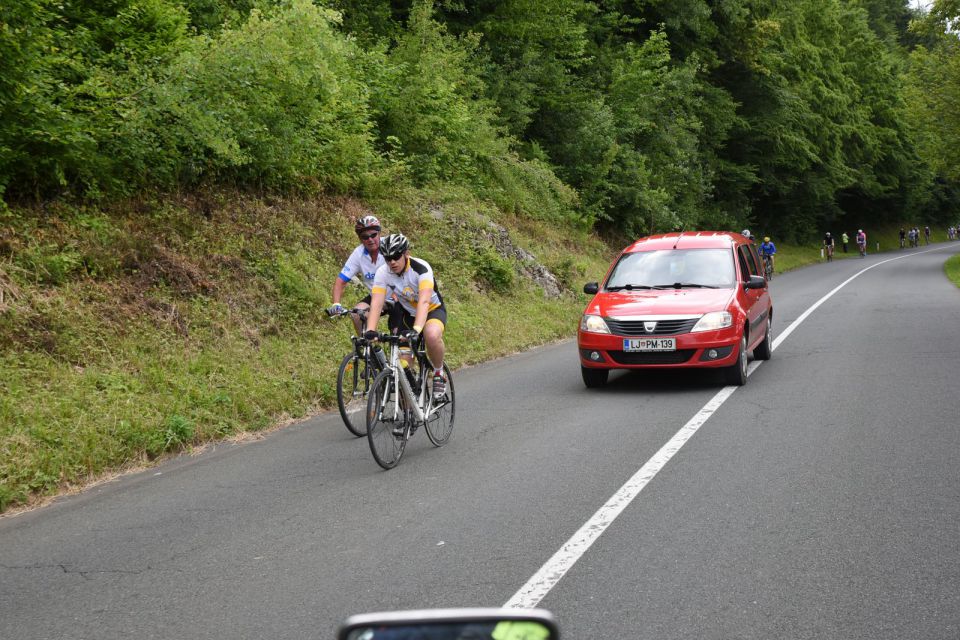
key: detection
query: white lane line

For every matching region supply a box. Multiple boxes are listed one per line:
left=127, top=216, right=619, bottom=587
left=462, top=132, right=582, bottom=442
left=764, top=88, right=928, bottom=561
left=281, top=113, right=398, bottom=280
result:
left=504, top=246, right=951, bottom=610
left=503, top=384, right=737, bottom=609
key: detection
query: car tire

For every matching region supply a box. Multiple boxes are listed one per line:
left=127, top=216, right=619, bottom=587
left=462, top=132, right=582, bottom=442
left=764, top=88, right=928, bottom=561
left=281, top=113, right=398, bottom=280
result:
left=581, top=366, right=609, bottom=389
left=723, top=334, right=748, bottom=386
left=753, top=321, right=772, bottom=361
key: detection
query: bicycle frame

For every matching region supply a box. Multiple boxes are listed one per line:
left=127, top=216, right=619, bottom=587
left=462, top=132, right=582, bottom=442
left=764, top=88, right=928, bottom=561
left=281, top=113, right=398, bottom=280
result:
left=375, top=334, right=443, bottom=427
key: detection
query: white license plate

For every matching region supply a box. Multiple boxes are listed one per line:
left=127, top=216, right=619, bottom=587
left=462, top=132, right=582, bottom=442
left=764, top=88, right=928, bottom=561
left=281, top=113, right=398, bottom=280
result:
left=623, top=337, right=676, bottom=352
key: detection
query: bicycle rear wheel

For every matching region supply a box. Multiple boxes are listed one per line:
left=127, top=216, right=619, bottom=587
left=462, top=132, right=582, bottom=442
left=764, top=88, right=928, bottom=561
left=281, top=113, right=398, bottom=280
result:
left=425, top=364, right=455, bottom=447
left=366, top=369, right=408, bottom=469
left=337, top=351, right=372, bottom=437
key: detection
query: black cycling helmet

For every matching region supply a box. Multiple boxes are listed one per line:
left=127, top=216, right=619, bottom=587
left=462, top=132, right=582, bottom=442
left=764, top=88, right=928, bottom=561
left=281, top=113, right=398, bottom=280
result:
left=380, top=233, right=409, bottom=259
left=355, top=215, right=381, bottom=235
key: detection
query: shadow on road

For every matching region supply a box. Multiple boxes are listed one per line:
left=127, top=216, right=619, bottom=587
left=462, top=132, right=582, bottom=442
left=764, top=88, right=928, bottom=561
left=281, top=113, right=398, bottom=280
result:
left=590, top=367, right=727, bottom=393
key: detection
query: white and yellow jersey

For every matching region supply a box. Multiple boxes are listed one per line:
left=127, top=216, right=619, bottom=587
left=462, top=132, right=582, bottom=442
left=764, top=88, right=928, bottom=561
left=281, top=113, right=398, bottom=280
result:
left=372, top=257, right=443, bottom=315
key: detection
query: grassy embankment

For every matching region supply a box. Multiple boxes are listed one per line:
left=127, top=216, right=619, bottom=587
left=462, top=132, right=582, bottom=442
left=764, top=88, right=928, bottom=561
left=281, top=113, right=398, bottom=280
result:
left=945, top=254, right=960, bottom=287
left=0, top=189, right=615, bottom=513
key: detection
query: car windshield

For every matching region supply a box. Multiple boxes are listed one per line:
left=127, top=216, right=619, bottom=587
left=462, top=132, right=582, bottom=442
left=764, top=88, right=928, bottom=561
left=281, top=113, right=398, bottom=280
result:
left=605, top=248, right=736, bottom=289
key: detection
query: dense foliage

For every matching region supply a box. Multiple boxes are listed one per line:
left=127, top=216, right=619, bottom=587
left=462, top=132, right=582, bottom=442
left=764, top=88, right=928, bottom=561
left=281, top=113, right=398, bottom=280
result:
left=3, top=0, right=960, bottom=238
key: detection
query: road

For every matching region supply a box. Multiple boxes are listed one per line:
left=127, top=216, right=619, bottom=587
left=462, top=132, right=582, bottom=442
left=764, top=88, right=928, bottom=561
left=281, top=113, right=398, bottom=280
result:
left=2, top=243, right=960, bottom=639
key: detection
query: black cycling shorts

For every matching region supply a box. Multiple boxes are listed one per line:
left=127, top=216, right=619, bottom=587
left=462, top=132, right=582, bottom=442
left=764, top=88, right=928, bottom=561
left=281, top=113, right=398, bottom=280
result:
left=388, top=305, right=447, bottom=335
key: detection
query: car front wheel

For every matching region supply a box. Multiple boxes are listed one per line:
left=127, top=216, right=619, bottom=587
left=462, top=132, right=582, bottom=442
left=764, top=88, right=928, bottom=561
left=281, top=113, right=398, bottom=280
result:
left=581, top=366, right=609, bottom=389
left=723, top=334, right=748, bottom=386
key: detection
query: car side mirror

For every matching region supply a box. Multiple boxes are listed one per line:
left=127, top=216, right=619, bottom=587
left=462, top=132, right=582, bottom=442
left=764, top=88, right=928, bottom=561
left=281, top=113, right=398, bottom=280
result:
left=583, top=281, right=599, bottom=294
left=744, top=275, right=766, bottom=290
left=338, top=608, right=560, bottom=640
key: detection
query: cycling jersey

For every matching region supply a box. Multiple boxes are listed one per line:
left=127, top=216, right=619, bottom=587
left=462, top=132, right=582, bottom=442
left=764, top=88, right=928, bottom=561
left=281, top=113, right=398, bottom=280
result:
left=372, top=256, right=444, bottom=316
left=338, top=245, right=384, bottom=292
left=856, top=232, right=866, bottom=245
left=760, top=241, right=776, bottom=256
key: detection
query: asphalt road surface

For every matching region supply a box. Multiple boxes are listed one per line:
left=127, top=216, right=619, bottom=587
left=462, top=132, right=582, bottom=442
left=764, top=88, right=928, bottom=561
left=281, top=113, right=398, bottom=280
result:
left=3, top=242, right=960, bottom=640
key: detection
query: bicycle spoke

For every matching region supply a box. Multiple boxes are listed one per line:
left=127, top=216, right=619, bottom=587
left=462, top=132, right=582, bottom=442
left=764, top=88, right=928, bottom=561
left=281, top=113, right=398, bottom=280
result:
left=425, top=364, right=455, bottom=447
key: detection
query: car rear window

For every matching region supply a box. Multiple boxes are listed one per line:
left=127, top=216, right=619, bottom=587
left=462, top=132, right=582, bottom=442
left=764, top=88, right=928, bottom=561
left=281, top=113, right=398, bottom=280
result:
left=605, top=249, right=736, bottom=289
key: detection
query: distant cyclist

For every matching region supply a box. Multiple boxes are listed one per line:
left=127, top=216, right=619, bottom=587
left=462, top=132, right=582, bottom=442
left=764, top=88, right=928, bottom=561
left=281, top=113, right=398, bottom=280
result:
left=759, top=236, right=776, bottom=277
left=365, top=233, right=449, bottom=400
left=823, top=232, right=835, bottom=262
left=328, top=215, right=389, bottom=334
left=899, top=227, right=906, bottom=249
left=856, top=229, right=867, bottom=257
left=924, top=225, right=931, bottom=245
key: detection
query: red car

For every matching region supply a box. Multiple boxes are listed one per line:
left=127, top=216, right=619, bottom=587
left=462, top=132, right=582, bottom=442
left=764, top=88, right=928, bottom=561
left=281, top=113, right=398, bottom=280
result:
left=578, top=231, right=773, bottom=387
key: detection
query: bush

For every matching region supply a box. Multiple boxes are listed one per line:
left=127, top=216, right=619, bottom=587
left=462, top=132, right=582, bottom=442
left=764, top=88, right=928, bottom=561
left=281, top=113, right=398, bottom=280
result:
left=114, top=0, right=381, bottom=193
left=471, top=248, right=514, bottom=294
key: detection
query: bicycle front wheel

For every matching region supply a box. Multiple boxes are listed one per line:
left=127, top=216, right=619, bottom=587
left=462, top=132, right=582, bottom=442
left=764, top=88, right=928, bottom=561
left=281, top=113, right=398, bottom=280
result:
left=366, top=369, right=408, bottom=469
left=337, top=352, right=371, bottom=437
left=425, top=364, right=456, bottom=447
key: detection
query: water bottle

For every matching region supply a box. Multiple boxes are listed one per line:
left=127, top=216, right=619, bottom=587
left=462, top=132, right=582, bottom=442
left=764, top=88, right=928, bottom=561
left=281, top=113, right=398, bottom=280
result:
left=398, top=346, right=417, bottom=387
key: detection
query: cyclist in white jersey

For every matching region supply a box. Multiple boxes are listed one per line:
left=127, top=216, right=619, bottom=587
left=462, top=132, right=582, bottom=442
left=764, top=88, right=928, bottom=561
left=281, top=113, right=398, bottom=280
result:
left=328, top=215, right=388, bottom=333
left=364, top=233, right=448, bottom=400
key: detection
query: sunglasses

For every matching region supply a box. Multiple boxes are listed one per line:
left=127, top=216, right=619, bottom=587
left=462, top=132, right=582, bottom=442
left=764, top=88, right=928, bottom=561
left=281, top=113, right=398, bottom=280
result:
left=384, top=253, right=405, bottom=262
left=359, top=232, right=379, bottom=241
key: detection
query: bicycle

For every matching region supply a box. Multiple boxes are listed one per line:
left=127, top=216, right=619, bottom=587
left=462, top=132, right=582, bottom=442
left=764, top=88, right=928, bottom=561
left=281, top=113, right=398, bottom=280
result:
left=762, top=253, right=774, bottom=280
left=329, top=307, right=388, bottom=437
left=857, top=241, right=866, bottom=257
left=824, top=244, right=834, bottom=262
left=364, top=332, right=455, bottom=469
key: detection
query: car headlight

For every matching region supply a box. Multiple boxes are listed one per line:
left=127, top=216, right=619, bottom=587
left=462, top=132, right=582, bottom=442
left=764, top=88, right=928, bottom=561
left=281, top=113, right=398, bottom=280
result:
left=691, top=311, right=733, bottom=332
left=580, top=314, right=611, bottom=334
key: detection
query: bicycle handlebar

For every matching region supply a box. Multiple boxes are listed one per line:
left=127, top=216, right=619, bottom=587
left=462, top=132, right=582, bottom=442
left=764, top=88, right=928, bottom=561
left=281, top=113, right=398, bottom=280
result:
left=327, top=306, right=369, bottom=319
left=359, top=331, right=420, bottom=348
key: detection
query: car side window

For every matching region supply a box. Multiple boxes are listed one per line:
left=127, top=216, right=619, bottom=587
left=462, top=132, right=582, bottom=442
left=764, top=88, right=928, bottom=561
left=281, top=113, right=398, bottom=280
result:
left=738, top=245, right=760, bottom=278
left=736, top=246, right=752, bottom=281
left=746, top=244, right=763, bottom=276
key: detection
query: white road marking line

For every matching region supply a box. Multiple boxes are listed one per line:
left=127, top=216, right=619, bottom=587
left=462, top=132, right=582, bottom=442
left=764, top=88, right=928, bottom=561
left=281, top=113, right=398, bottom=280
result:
left=504, top=246, right=951, bottom=609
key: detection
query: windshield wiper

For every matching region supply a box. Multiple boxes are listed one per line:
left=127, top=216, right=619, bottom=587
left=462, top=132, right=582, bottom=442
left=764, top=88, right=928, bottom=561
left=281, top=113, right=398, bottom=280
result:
left=605, top=284, right=654, bottom=291
left=651, top=282, right=720, bottom=289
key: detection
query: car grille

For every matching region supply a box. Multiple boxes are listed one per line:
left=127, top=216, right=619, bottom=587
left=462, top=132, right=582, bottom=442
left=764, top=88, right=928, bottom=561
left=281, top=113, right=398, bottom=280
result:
left=608, top=350, right=695, bottom=365
left=605, top=318, right=698, bottom=336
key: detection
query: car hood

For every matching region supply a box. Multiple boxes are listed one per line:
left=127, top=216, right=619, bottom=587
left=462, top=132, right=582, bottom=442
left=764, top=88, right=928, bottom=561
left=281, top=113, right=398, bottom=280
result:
left=587, top=288, right=736, bottom=317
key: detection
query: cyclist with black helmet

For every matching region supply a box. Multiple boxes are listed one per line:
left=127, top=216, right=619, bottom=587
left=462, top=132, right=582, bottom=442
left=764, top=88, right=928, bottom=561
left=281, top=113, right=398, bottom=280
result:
left=823, top=232, right=835, bottom=262
left=328, top=215, right=388, bottom=334
left=364, top=233, right=449, bottom=400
